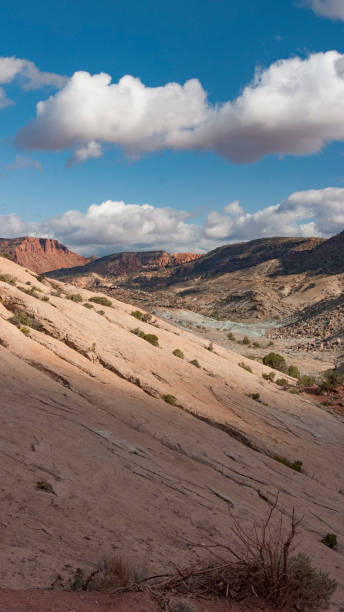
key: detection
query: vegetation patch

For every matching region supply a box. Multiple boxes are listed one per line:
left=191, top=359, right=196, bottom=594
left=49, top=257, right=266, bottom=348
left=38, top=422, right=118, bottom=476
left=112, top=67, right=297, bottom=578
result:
left=262, top=371, right=275, bottom=382
left=8, top=310, right=42, bottom=331
left=131, top=327, right=159, bottom=347
left=238, top=362, right=252, bottom=373
left=242, top=336, right=250, bottom=345
left=131, top=309, right=152, bottom=322
left=0, top=274, right=16, bottom=285
left=273, top=455, right=303, bottom=472
left=190, top=359, right=200, bottom=368
left=287, top=365, right=300, bottom=379
left=173, top=348, right=184, bottom=359
left=67, top=293, right=83, bottom=303
left=83, top=302, right=94, bottom=309
left=36, top=480, right=56, bottom=495
left=321, top=533, right=337, bottom=549
left=263, top=352, right=287, bottom=372
left=89, top=296, right=112, bottom=307
left=162, top=394, right=177, bottom=405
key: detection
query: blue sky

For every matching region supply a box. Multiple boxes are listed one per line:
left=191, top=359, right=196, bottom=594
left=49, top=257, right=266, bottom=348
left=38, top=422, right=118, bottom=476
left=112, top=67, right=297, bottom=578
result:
left=1, top=0, right=344, bottom=254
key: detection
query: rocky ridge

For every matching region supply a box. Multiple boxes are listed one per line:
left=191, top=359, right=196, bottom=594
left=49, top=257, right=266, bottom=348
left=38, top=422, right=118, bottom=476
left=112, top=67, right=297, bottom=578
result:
left=0, top=237, right=89, bottom=274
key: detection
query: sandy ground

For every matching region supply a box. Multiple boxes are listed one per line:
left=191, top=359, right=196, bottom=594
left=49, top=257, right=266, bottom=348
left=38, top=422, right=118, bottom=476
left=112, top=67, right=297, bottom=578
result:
left=0, top=257, right=343, bottom=609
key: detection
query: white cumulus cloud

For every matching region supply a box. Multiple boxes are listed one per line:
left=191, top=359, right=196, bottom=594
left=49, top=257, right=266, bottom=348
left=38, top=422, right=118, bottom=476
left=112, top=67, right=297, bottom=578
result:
left=0, top=56, right=66, bottom=108
left=1, top=188, right=344, bottom=255
left=304, top=0, right=344, bottom=20
left=15, top=51, right=344, bottom=164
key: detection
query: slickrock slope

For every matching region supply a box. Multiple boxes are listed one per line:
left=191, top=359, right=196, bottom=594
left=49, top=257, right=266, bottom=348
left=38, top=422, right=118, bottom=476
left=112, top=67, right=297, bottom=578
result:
left=0, top=257, right=343, bottom=608
left=0, top=237, right=89, bottom=274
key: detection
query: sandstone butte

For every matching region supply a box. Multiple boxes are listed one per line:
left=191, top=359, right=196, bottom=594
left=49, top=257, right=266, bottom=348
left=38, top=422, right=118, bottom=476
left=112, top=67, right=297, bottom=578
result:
left=0, top=237, right=201, bottom=276
left=0, top=237, right=89, bottom=274
left=0, top=255, right=343, bottom=610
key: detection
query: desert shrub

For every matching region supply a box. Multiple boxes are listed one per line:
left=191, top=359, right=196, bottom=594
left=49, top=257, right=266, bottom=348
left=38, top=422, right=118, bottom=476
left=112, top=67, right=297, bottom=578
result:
left=89, top=296, right=112, bottom=307
left=276, top=378, right=289, bottom=387
left=252, top=341, right=260, bottom=348
left=273, top=455, right=303, bottom=472
left=227, top=331, right=236, bottom=341
left=131, top=310, right=152, bottom=322
left=248, top=392, right=260, bottom=401
left=288, top=365, right=300, bottom=379
left=0, top=252, right=13, bottom=260
left=262, top=371, right=275, bottom=382
left=242, top=336, right=250, bottom=345
left=8, top=310, right=41, bottom=331
left=36, top=480, right=56, bottom=494
left=319, top=369, right=344, bottom=393
left=131, top=327, right=159, bottom=346
left=238, top=362, right=252, bottom=373
left=143, top=501, right=336, bottom=610
left=26, top=281, right=31, bottom=285
left=298, top=374, right=315, bottom=386
left=0, top=274, right=16, bottom=285
left=173, top=348, right=184, bottom=359
left=41, top=295, right=49, bottom=302
left=97, top=310, right=105, bottom=316
left=163, top=394, right=177, bottom=405
left=70, top=557, right=146, bottom=592
left=263, top=352, right=286, bottom=372
left=207, top=342, right=214, bottom=351
left=67, top=293, right=83, bottom=303
left=190, top=359, right=200, bottom=368
left=20, top=327, right=30, bottom=336
left=83, top=302, right=94, bottom=309
left=144, top=333, right=159, bottom=347
left=321, top=533, right=337, bottom=549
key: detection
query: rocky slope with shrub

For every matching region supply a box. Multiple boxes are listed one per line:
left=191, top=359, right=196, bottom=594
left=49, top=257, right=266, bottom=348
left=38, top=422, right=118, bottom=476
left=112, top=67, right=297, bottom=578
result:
left=0, top=256, right=343, bottom=609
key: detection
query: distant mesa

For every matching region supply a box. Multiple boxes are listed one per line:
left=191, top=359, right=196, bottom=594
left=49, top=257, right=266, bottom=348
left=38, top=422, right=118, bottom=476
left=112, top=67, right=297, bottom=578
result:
left=0, top=237, right=90, bottom=274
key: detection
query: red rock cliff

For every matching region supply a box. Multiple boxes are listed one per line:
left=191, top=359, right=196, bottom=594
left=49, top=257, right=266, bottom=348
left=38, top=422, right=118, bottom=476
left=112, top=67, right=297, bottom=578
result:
left=0, top=237, right=89, bottom=274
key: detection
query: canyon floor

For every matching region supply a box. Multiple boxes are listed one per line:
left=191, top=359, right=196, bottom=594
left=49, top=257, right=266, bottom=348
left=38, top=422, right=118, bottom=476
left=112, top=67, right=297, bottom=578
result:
left=0, top=256, right=344, bottom=610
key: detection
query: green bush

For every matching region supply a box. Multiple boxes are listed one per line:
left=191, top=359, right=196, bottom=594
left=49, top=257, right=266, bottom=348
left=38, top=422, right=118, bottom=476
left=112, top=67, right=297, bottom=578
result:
left=0, top=274, right=16, bottom=285
left=83, top=302, right=94, bottom=309
left=162, top=394, right=177, bottom=405
left=207, top=342, right=214, bottom=351
left=263, top=352, right=287, bottom=372
left=248, top=392, right=260, bottom=401
left=190, top=359, right=200, bottom=368
left=321, top=533, right=337, bottom=549
left=288, top=365, right=300, bottom=379
left=41, top=295, right=50, bottom=302
left=97, top=310, right=105, bottom=316
left=173, top=348, right=184, bottom=359
left=276, top=378, right=289, bottom=387
left=273, top=455, right=303, bottom=472
left=21, top=327, right=30, bottom=336
left=242, top=336, right=250, bottom=345
left=0, top=252, right=13, bottom=260
left=298, top=374, right=315, bottom=386
left=8, top=310, right=41, bottom=331
left=67, top=293, right=83, bottom=303
left=238, top=362, right=252, bottom=373
left=89, top=296, right=112, bottom=307
left=131, top=310, right=152, bottom=322
left=131, top=328, right=159, bottom=347
left=227, top=331, right=236, bottom=341
left=252, top=341, right=260, bottom=348
left=319, top=370, right=344, bottom=393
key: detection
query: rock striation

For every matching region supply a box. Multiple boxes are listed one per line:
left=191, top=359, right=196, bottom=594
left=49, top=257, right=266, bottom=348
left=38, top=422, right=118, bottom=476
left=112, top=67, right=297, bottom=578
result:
left=0, top=237, right=89, bottom=274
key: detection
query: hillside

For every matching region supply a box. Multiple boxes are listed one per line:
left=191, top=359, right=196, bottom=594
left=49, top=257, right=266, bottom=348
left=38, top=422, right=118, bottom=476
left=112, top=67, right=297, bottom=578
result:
left=0, top=237, right=89, bottom=274
left=0, top=256, right=343, bottom=609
